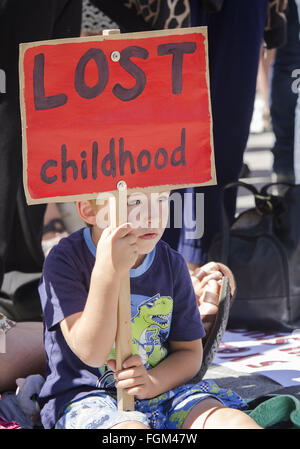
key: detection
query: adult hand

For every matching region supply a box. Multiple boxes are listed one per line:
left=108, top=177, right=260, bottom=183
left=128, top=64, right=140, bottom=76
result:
left=189, top=261, right=236, bottom=303
left=189, top=262, right=236, bottom=335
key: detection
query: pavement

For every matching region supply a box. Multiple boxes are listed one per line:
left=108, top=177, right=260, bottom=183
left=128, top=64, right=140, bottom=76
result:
left=204, top=131, right=300, bottom=404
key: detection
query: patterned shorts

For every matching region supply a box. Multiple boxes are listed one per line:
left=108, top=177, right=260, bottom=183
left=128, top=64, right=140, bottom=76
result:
left=0, top=314, right=16, bottom=353
left=0, top=314, right=16, bottom=333
left=55, top=379, right=247, bottom=429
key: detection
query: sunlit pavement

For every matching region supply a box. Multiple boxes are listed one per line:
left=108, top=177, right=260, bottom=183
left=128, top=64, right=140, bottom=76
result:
left=237, top=131, right=275, bottom=214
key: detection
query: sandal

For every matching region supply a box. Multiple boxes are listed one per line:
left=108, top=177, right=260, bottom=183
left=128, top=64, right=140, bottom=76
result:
left=192, top=264, right=237, bottom=382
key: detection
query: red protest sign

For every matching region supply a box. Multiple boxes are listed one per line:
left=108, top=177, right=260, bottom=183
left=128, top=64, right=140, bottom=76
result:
left=20, top=27, right=215, bottom=204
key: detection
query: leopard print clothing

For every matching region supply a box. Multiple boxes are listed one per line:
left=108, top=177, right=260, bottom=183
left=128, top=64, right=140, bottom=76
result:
left=123, top=0, right=190, bottom=29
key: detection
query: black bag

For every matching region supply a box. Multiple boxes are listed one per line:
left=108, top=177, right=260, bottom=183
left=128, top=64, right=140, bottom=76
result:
left=208, top=181, right=300, bottom=331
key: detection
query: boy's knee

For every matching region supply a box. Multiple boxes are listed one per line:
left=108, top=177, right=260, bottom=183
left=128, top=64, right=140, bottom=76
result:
left=111, top=420, right=149, bottom=429
left=182, top=397, right=225, bottom=429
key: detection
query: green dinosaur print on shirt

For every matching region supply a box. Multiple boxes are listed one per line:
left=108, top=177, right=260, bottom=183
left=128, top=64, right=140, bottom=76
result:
left=97, top=294, right=173, bottom=388
left=132, top=294, right=173, bottom=368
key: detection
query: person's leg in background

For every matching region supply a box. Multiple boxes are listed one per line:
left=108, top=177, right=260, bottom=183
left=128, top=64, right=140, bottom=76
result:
left=175, top=0, right=268, bottom=268
left=0, top=0, right=82, bottom=320
left=250, top=45, right=275, bottom=134
left=270, top=0, right=300, bottom=190
left=0, top=320, right=45, bottom=392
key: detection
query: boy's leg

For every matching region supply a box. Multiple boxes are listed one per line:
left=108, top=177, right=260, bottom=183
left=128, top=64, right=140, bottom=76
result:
left=55, top=394, right=149, bottom=429
left=111, top=421, right=149, bottom=429
left=165, top=381, right=260, bottom=430
left=0, top=321, right=45, bottom=392
left=182, top=397, right=261, bottom=429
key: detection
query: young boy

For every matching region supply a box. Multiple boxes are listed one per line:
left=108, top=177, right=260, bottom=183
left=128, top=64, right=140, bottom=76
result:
left=38, top=189, right=261, bottom=429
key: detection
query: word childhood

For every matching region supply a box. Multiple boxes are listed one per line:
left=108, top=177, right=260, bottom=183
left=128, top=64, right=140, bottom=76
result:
left=40, top=128, right=186, bottom=185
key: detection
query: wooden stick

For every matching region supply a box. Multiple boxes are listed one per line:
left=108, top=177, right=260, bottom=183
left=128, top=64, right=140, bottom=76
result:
left=102, top=29, right=134, bottom=412
left=112, top=181, right=135, bottom=412
left=102, top=29, right=120, bottom=36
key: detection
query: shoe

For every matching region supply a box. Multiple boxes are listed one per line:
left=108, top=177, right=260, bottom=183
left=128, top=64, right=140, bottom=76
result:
left=192, top=266, right=236, bottom=382
left=271, top=172, right=295, bottom=196
left=240, top=162, right=251, bottom=179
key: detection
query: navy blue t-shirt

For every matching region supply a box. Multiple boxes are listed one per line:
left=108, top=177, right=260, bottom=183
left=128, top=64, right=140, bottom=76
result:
left=38, top=228, right=205, bottom=429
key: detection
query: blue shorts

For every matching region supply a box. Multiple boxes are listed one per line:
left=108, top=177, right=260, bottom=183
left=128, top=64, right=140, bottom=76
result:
left=55, top=380, right=247, bottom=429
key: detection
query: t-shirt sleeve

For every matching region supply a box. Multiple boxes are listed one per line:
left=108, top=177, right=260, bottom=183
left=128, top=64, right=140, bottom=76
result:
left=168, top=251, right=205, bottom=341
left=39, top=243, right=89, bottom=331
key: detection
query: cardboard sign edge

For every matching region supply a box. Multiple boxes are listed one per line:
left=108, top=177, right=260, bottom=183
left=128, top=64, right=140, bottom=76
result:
left=20, top=26, right=207, bottom=48
left=19, top=26, right=217, bottom=206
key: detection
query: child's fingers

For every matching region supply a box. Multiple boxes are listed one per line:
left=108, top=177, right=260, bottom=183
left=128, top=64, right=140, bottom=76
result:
left=112, top=355, right=144, bottom=379
left=113, top=356, right=150, bottom=399
left=126, top=386, right=147, bottom=397
left=115, top=375, right=145, bottom=393
left=110, top=222, right=135, bottom=241
left=122, top=354, right=143, bottom=369
left=98, top=224, right=127, bottom=244
left=107, top=359, right=116, bottom=372
left=115, top=364, right=145, bottom=382
left=98, top=225, right=115, bottom=240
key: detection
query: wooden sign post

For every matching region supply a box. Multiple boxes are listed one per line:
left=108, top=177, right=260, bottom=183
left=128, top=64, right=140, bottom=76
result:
left=19, top=26, right=216, bottom=412
left=104, top=30, right=134, bottom=412
left=114, top=180, right=135, bottom=411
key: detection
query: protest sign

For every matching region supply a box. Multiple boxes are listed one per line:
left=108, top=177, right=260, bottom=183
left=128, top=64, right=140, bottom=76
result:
left=213, top=329, right=300, bottom=387
left=20, top=27, right=215, bottom=204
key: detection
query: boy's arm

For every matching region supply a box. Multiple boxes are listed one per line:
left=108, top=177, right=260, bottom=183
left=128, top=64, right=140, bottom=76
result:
left=60, top=269, right=120, bottom=368
left=109, top=339, right=203, bottom=399
left=147, top=339, right=203, bottom=396
left=60, top=224, right=138, bottom=368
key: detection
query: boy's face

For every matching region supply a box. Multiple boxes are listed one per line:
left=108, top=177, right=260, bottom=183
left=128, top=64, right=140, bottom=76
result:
left=126, top=189, right=170, bottom=255
left=94, top=189, right=170, bottom=255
